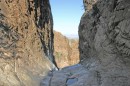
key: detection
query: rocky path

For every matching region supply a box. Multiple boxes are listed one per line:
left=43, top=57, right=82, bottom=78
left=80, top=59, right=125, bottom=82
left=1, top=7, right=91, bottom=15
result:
left=40, top=64, right=89, bottom=86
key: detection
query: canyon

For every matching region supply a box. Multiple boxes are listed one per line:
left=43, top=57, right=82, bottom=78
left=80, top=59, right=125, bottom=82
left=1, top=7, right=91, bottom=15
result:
left=0, top=0, right=130, bottom=86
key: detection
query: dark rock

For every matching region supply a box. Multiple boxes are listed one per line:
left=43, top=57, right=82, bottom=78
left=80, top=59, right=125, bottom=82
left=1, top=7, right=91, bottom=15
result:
left=67, top=78, right=78, bottom=86
left=79, top=0, right=130, bottom=85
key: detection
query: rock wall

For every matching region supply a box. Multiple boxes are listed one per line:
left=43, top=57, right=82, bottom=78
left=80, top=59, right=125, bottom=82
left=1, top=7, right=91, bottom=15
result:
left=0, top=0, right=56, bottom=85
left=54, top=31, right=79, bottom=68
left=79, top=0, right=130, bottom=85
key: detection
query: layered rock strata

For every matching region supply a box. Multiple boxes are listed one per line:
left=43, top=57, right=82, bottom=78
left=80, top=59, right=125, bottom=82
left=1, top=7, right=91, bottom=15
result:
left=0, top=0, right=56, bottom=85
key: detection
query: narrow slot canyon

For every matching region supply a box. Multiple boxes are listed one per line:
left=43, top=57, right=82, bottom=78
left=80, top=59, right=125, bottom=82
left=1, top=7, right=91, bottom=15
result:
left=0, top=0, right=130, bottom=86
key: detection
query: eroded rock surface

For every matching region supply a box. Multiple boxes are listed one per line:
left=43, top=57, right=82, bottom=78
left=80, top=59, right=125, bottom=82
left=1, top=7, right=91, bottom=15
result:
left=0, top=0, right=56, bottom=85
left=54, top=31, right=79, bottom=68
left=79, top=0, right=130, bottom=85
left=41, top=64, right=89, bottom=86
left=83, top=0, right=97, bottom=11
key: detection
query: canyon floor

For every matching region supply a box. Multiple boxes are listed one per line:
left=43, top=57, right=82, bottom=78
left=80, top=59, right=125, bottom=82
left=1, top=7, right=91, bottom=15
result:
left=40, top=64, right=89, bottom=86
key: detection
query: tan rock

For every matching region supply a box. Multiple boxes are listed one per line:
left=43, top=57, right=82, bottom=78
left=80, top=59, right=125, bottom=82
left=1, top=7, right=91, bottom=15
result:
left=54, top=31, right=79, bottom=68
left=0, top=0, right=56, bottom=85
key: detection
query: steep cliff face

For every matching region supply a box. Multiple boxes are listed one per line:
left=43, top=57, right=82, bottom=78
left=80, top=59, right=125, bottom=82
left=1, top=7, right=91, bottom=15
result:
left=54, top=31, right=79, bottom=68
left=0, top=0, right=56, bottom=85
left=79, top=0, right=130, bottom=85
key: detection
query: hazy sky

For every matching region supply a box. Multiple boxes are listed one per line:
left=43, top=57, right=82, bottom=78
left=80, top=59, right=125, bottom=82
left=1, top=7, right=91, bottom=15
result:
left=50, top=0, right=84, bottom=36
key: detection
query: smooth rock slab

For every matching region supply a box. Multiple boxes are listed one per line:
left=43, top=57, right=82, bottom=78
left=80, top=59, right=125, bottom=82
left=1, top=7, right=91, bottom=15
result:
left=67, top=78, right=78, bottom=86
left=41, top=64, right=89, bottom=86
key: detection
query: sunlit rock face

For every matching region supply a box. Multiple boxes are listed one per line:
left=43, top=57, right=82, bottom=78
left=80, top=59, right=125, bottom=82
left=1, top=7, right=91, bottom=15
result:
left=54, top=31, right=79, bottom=68
left=0, top=0, right=56, bottom=85
left=83, top=0, right=97, bottom=11
left=79, top=0, right=130, bottom=85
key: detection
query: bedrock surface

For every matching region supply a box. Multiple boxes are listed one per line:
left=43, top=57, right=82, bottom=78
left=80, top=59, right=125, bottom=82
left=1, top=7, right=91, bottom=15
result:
left=0, top=0, right=56, bottom=85
left=79, top=0, right=130, bottom=85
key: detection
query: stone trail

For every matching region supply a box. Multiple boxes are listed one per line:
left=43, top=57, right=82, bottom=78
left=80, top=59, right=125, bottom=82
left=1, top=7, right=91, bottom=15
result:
left=40, top=64, right=89, bottom=86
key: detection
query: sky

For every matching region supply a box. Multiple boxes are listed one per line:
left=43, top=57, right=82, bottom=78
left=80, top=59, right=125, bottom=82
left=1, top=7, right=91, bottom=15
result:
left=50, top=0, right=84, bottom=36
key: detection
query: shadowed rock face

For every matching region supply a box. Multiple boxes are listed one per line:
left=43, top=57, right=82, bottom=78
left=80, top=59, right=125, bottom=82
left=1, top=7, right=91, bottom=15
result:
left=0, top=0, right=56, bottom=85
left=79, top=0, right=130, bottom=85
left=54, top=31, right=79, bottom=68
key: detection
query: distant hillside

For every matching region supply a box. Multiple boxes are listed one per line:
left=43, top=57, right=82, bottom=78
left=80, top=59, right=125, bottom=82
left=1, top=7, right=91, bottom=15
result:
left=54, top=31, right=79, bottom=68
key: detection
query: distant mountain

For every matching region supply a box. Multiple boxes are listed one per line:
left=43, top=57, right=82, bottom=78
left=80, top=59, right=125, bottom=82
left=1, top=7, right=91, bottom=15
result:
left=64, top=34, right=79, bottom=39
